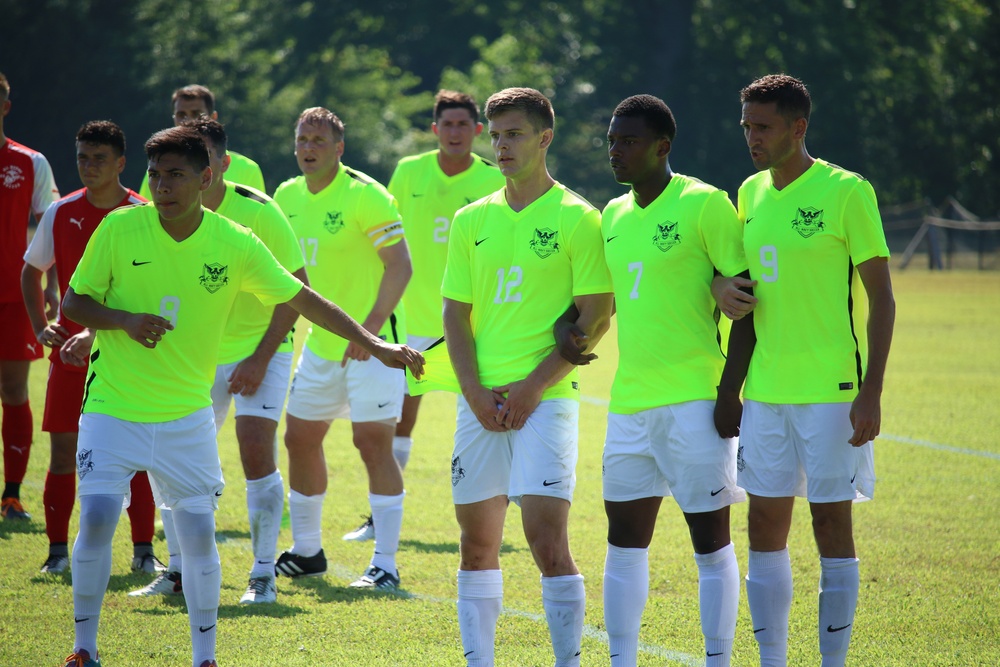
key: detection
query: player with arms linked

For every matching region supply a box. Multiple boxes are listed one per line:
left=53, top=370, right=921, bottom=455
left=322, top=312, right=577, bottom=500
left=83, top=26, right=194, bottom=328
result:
left=716, top=73, right=895, bottom=667
left=60, top=125, right=422, bottom=667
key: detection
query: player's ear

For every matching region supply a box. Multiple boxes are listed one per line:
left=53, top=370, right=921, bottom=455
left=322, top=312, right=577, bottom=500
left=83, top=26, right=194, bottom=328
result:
left=474, top=122, right=484, bottom=136
left=432, top=122, right=440, bottom=136
left=657, top=138, right=671, bottom=158
left=200, top=166, right=213, bottom=190
left=539, top=128, right=554, bottom=150
left=222, top=154, right=232, bottom=174
left=793, top=116, right=808, bottom=140
left=116, top=154, right=126, bottom=175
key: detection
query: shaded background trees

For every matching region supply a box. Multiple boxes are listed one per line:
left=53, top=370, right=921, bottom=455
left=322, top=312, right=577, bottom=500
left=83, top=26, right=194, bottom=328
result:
left=3, top=0, right=996, bottom=214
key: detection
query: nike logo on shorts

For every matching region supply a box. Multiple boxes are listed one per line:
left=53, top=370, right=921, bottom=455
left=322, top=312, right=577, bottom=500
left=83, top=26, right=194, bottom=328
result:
left=710, top=486, right=726, bottom=496
left=542, top=479, right=561, bottom=487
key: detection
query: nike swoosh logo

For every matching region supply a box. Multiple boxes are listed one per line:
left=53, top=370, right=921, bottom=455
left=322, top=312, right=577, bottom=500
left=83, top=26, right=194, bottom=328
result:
left=132, top=260, right=152, bottom=266
left=199, top=624, right=216, bottom=633
left=710, top=486, right=726, bottom=496
left=75, top=617, right=89, bottom=623
left=412, top=193, right=424, bottom=198
left=610, top=654, right=620, bottom=658
left=745, top=217, right=754, bottom=224
left=707, top=651, right=724, bottom=657
left=850, top=473, right=857, bottom=484
left=214, top=491, right=223, bottom=497
left=262, top=404, right=277, bottom=410
left=289, top=214, right=299, bottom=218
left=753, top=627, right=766, bottom=634
left=606, top=235, right=620, bottom=243
left=378, top=401, right=390, bottom=408
left=542, top=480, right=561, bottom=487
left=474, top=237, right=489, bottom=246
left=464, top=651, right=474, bottom=657
left=257, top=560, right=271, bottom=565
left=827, top=623, right=852, bottom=633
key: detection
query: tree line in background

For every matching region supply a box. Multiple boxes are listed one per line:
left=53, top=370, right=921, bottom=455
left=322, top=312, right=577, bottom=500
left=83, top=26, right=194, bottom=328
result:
left=3, top=0, right=997, bottom=215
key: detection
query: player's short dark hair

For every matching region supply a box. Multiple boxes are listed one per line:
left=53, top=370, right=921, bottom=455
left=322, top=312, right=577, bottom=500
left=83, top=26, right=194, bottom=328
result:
left=172, top=84, right=215, bottom=114
left=612, top=95, right=677, bottom=142
left=76, top=120, right=126, bottom=157
left=485, top=87, right=554, bottom=131
left=144, top=126, right=210, bottom=172
left=434, top=90, right=479, bottom=122
left=184, top=117, right=228, bottom=155
left=740, top=74, right=811, bottom=122
left=296, top=107, right=345, bottom=140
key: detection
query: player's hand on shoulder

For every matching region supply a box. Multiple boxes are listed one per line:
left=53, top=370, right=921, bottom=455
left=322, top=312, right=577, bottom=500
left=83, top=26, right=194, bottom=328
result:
left=712, top=275, right=758, bottom=320
left=713, top=388, right=743, bottom=439
left=123, top=313, right=173, bottom=349
left=492, top=379, right=544, bottom=431
left=848, top=382, right=881, bottom=446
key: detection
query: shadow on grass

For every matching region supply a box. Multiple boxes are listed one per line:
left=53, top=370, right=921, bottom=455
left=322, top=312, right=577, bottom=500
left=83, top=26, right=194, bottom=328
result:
left=280, top=575, right=415, bottom=605
left=0, top=518, right=45, bottom=539
left=216, top=529, right=251, bottom=541
left=399, top=539, right=526, bottom=555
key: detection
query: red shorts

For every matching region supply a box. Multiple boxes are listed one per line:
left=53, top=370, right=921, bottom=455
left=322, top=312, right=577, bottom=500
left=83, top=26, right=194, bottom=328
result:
left=0, top=301, right=43, bottom=361
left=42, top=359, right=87, bottom=433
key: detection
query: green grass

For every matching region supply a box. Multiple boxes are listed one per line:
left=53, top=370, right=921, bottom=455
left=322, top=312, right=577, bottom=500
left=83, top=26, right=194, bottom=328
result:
left=2, top=268, right=999, bottom=666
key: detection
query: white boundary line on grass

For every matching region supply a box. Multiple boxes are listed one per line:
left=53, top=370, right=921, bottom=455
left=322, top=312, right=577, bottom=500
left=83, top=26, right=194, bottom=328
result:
left=581, top=395, right=1000, bottom=461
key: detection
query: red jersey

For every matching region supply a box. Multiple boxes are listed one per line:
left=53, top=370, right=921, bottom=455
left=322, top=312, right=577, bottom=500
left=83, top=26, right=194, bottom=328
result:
left=24, top=187, right=144, bottom=367
left=1, top=138, right=59, bottom=303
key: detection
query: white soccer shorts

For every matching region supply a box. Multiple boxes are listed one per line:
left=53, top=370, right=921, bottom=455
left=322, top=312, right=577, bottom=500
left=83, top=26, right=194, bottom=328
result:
left=210, top=351, right=293, bottom=428
left=286, top=346, right=403, bottom=423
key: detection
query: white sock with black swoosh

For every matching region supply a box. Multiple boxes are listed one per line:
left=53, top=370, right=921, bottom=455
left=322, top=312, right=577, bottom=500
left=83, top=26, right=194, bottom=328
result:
left=72, top=494, right=123, bottom=658
left=457, top=569, right=502, bottom=666
left=746, top=548, right=792, bottom=667
left=174, top=508, right=220, bottom=666
left=370, top=491, right=404, bottom=575
left=695, top=542, right=739, bottom=666
left=604, top=544, right=647, bottom=667
left=246, top=471, right=284, bottom=578
left=542, top=573, right=586, bottom=667
left=818, top=556, right=859, bottom=667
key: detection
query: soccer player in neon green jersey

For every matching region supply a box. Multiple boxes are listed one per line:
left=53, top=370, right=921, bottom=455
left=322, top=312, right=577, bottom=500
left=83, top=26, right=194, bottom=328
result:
left=442, top=87, right=613, bottom=667
left=131, top=119, right=309, bottom=605
left=341, top=90, right=506, bottom=542
left=591, top=94, right=753, bottom=667
left=138, top=84, right=264, bottom=198
left=719, top=74, right=895, bottom=667
left=60, top=125, right=423, bottom=667
left=273, top=107, right=413, bottom=590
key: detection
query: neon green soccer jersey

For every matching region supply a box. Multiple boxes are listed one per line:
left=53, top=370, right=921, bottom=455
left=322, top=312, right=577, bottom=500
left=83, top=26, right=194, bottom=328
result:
left=216, top=182, right=305, bottom=364
left=441, top=183, right=612, bottom=400
left=603, top=174, right=747, bottom=414
left=388, top=150, right=504, bottom=338
left=274, top=165, right=405, bottom=361
left=69, top=203, right=303, bottom=422
left=738, top=159, right=890, bottom=404
left=140, top=150, right=264, bottom=199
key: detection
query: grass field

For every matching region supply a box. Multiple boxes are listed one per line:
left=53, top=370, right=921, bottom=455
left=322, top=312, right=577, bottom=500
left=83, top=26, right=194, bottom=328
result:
left=2, top=268, right=998, bottom=666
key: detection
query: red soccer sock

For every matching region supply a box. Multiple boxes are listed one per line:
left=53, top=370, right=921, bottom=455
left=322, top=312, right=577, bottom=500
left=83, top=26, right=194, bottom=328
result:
left=43, top=471, right=76, bottom=544
left=128, top=471, right=156, bottom=544
left=2, top=401, right=33, bottom=486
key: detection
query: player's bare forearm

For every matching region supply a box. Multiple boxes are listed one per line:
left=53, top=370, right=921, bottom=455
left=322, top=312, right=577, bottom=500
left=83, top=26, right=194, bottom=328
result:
left=858, top=257, right=895, bottom=393
left=522, top=292, right=614, bottom=391
left=62, top=287, right=173, bottom=349
left=712, top=271, right=758, bottom=320
left=249, top=269, right=308, bottom=362
left=715, top=311, right=756, bottom=438
left=442, top=298, right=483, bottom=397
left=44, top=265, right=60, bottom=318
left=364, top=239, right=412, bottom=333
left=20, top=263, right=50, bottom=338
left=288, top=286, right=384, bottom=354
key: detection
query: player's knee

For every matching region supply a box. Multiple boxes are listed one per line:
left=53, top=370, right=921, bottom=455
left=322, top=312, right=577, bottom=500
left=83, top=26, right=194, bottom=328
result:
left=77, top=494, right=123, bottom=545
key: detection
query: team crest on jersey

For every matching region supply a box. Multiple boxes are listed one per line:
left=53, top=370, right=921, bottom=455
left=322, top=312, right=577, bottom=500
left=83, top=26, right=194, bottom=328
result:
left=652, top=220, right=682, bottom=252
left=77, top=448, right=95, bottom=479
left=1, top=165, right=25, bottom=189
left=451, top=456, right=466, bottom=487
left=792, top=207, right=826, bottom=238
left=199, top=262, right=230, bottom=293
left=323, top=211, right=345, bottom=235
left=530, top=227, right=560, bottom=258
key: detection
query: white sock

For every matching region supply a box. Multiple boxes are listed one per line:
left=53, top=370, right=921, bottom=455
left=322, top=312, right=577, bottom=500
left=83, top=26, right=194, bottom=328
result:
left=542, top=573, right=586, bottom=667
left=72, top=494, right=123, bottom=658
left=288, top=489, right=325, bottom=557
left=393, top=435, right=413, bottom=470
left=160, top=507, right=183, bottom=573
left=746, top=548, right=793, bottom=667
left=694, top=543, right=739, bottom=666
left=604, top=544, right=647, bottom=667
left=173, top=508, right=220, bottom=667
left=457, top=569, right=503, bottom=666
left=370, top=491, right=404, bottom=575
left=246, top=471, right=284, bottom=577
left=818, top=557, right=859, bottom=667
